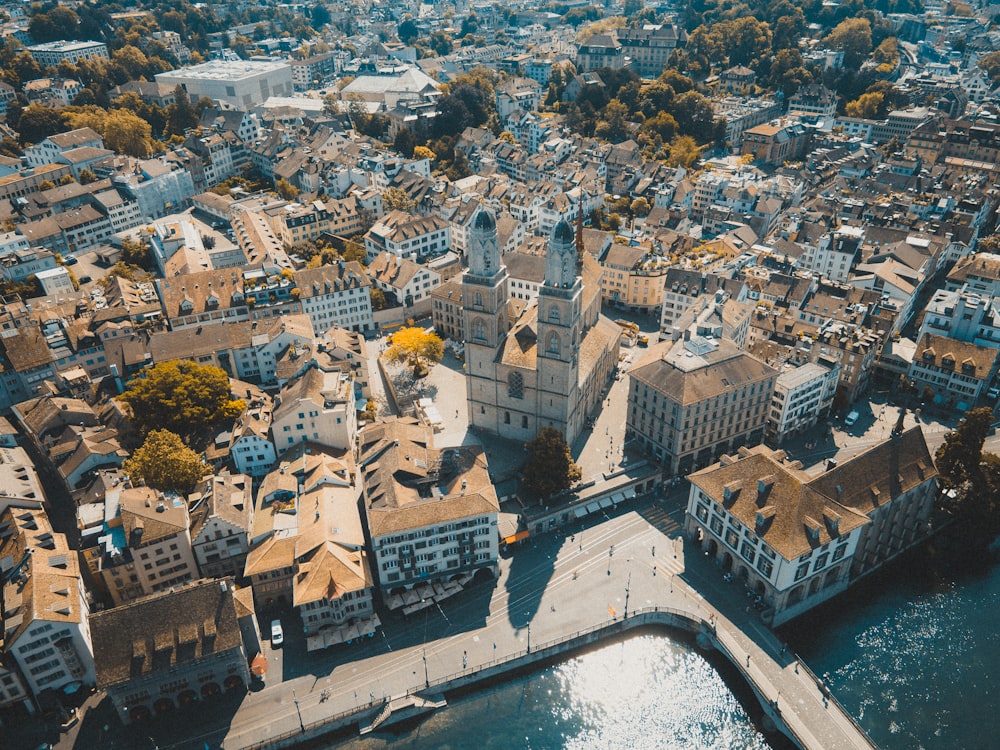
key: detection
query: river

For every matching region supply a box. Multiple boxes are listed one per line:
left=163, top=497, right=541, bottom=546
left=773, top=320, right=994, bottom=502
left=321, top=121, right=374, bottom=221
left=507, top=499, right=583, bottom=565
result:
left=330, top=547, right=999, bottom=750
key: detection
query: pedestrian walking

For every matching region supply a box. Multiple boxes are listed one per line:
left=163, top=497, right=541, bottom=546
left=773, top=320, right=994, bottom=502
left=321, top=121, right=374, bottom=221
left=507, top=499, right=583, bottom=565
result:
left=746, top=655, right=750, bottom=667
left=653, top=566, right=656, bottom=576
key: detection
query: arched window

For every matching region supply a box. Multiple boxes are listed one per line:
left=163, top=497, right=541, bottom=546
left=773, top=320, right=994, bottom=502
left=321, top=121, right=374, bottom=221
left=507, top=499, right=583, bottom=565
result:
left=474, top=292, right=484, bottom=308
left=473, top=318, right=485, bottom=341
left=546, top=332, right=560, bottom=356
left=508, top=372, right=524, bottom=399
left=548, top=306, right=560, bottom=324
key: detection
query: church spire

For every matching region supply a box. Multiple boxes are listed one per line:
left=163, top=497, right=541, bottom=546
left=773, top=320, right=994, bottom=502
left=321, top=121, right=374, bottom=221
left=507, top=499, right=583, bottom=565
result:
left=575, top=189, right=584, bottom=264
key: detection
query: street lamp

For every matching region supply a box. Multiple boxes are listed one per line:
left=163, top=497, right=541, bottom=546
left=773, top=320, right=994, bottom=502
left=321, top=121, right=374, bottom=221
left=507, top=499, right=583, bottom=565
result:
left=624, top=569, right=631, bottom=619
left=527, top=623, right=531, bottom=654
left=422, top=648, right=429, bottom=688
left=291, top=688, right=304, bottom=733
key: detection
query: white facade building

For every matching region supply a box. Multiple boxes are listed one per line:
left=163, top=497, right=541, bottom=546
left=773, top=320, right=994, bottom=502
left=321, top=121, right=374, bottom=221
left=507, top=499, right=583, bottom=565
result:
left=767, top=362, right=840, bottom=441
left=156, top=60, right=294, bottom=109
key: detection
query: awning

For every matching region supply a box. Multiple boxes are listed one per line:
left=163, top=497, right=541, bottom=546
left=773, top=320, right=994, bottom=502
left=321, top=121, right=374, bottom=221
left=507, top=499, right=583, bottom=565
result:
left=598, top=496, right=613, bottom=509
left=503, top=530, right=530, bottom=545
left=251, top=654, right=268, bottom=676
left=611, top=492, right=625, bottom=505
left=574, top=506, right=587, bottom=518
left=586, top=502, right=600, bottom=514
left=624, top=487, right=637, bottom=499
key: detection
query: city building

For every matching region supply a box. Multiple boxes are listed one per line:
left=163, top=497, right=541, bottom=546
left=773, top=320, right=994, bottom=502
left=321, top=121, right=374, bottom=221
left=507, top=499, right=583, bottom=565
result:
left=0, top=504, right=95, bottom=706
left=119, top=487, right=200, bottom=597
left=907, top=332, right=999, bottom=407
left=244, top=447, right=378, bottom=648
left=363, top=210, right=451, bottom=262
left=358, top=418, right=500, bottom=612
left=189, top=474, right=253, bottom=581
left=89, top=578, right=250, bottom=724
left=685, top=427, right=937, bottom=625
left=26, top=40, right=108, bottom=67
left=463, top=206, right=619, bottom=446
left=627, top=336, right=777, bottom=475
left=156, top=60, right=294, bottom=109
left=270, top=367, right=357, bottom=455
left=617, top=24, right=685, bottom=78
left=767, top=362, right=840, bottom=441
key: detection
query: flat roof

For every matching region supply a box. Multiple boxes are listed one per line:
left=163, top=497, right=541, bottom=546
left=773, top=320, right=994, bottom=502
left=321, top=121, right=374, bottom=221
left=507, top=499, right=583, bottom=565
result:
left=158, top=59, right=291, bottom=83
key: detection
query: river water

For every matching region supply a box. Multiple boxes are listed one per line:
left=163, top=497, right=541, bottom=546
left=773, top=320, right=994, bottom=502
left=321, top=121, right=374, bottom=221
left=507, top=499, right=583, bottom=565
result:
left=333, top=550, right=999, bottom=750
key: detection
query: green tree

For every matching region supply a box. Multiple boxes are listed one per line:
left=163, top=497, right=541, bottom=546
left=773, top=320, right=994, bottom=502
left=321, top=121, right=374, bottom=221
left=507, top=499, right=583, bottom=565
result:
left=15, top=105, right=68, bottom=145
left=370, top=286, right=387, bottom=310
left=165, top=85, right=198, bottom=137
left=120, top=360, right=246, bottom=444
left=522, top=426, right=582, bottom=499
left=385, top=326, right=444, bottom=376
left=935, top=407, right=1000, bottom=555
left=123, top=429, right=209, bottom=494
left=398, top=18, right=419, bottom=45
left=78, top=168, right=96, bottom=185
left=630, top=197, right=650, bottom=217
left=594, top=97, right=630, bottom=143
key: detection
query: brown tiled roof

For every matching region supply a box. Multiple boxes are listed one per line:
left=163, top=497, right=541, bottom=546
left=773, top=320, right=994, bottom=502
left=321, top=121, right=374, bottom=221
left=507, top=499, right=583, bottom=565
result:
left=90, top=578, right=244, bottom=688
left=690, top=447, right=871, bottom=560
left=360, top=418, right=499, bottom=539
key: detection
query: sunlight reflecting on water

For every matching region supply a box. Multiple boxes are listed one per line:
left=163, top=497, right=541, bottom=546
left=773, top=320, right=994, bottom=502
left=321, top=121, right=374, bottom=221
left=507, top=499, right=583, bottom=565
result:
left=333, top=634, right=772, bottom=750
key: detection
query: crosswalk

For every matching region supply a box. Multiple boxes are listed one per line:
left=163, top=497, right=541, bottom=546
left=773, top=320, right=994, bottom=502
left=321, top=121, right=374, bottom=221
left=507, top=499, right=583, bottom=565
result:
left=639, top=503, right=681, bottom=537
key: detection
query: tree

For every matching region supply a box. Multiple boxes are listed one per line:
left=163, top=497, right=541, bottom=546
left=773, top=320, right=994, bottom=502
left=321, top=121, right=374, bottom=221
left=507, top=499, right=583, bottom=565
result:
left=165, top=85, right=198, bottom=138
left=78, top=168, right=96, bottom=185
left=521, top=426, right=582, bottom=499
left=594, top=97, right=630, bottom=143
left=123, top=429, right=209, bottom=494
left=398, top=18, right=419, bottom=45
left=385, top=326, right=444, bottom=376
left=845, top=91, right=885, bottom=119
left=666, top=135, right=701, bottom=168
left=630, top=197, right=650, bottom=217
left=102, top=109, right=153, bottom=157
left=120, top=360, right=246, bottom=444
left=15, top=106, right=67, bottom=144
left=275, top=178, right=299, bottom=200
left=935, top=407, right=1000, bottom=555
left=825, top=18, right=872, bottom=69
left=370, top=286, right=387, bottom=310
left=413, top=145, right=436, bottom=161
left=383, top=186, right=416, bottom=212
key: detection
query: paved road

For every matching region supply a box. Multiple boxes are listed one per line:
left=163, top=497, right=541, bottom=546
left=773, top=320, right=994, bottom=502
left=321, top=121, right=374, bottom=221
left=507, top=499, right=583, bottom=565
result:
left=131, top=489, right=873, bottom=750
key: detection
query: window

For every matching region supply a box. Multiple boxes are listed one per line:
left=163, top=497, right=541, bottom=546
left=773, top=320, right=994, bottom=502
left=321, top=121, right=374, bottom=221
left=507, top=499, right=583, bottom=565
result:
left=508, top=372, right=524, bottom=399
left=725, top=528, right=739, bottom=549
left=794, top=562, right=809, bottom=581
left=548, top=306, right=560, bottom=324
left=710, top=516, right=723, bottom=535
left=740, top=540, right=756, bottom=564
left=756, top=556, right=773, bottom=578
left=813, top=553, right=829, bottom=572
left=832, top=543, right=848, bottom=562
left=546, top=332, right=560, bottom=356
left=696, top=504, right=709, bottom=522
left=473, top=317, right=485, bottom=341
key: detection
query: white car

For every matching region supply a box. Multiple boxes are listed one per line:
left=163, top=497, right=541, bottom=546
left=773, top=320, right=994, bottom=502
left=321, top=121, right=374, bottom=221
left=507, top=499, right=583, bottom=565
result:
left=845, top=410, right=860, bottom=427
left=270, top=620, right=284, bottom=647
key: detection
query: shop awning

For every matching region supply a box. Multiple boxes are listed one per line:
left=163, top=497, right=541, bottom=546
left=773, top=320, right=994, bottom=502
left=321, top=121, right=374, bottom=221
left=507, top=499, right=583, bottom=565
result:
left=611, top=492, right=625, bottom=505
left=586, top=502, right=600, bottom=514
left=598, top=496, right=613, bottom=509
left=574, top=506, right=587, bottom=518
left=504, top=530, right=530, bottom=545
left=624, top=487, right=637, bottom=499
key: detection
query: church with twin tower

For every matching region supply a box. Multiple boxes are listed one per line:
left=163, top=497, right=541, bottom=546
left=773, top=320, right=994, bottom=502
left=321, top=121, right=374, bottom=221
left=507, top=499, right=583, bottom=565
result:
left=462, top=204, right=620, bottom=447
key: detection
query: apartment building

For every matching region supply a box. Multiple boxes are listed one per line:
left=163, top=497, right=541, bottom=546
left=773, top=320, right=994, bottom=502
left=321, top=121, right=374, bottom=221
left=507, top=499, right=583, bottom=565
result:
left=359, top=419, right=500, bottom=611
left=244, top=448, right=378, bottom=649
left=767, top=362, right=840, bottom=441
left=627, top=336, right=777, bottom=475
left=27, top=40, right=108, bottom=66
left=189, top=474, right=253, bottom=581
left=270, top=367, right=357, bottom=455
left=119, top=488, right=199, bottom=597
left=1, top=505, right=95, bottom=704
left=908, top=332, right=999, bottom=407
left=363, top=210, right=451, bottom=262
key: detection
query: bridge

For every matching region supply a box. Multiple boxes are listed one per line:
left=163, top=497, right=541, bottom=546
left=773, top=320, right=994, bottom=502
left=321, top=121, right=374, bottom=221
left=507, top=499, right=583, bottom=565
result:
left=190, top=499, right=878, bottom=750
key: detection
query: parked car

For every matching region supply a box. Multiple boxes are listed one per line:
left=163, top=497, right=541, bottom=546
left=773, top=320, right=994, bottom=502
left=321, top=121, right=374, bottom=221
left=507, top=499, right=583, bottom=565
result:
left=62, top=254, right=78, bottom=265
left=845, top=410, right=860, bottom=427
left=78, top=275, right=92, bottom=284
left=270, top=620, right=283, bottom=647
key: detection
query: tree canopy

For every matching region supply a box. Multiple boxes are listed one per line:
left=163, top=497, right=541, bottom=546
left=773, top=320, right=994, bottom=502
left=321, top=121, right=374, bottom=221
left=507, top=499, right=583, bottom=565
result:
left=522, top=427, right=582, bottom=499
left=123, top=429, right=209, bottom=495
left=386, top=327, right=444, bottom=376
left=120, top=360, right=245, bottom=445
left=935, top=407, right=1000, bottom=556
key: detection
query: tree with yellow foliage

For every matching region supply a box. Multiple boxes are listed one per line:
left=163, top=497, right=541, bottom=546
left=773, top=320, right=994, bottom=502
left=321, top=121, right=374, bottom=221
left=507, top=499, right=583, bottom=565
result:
left=385, top=326, right=444, bottom=377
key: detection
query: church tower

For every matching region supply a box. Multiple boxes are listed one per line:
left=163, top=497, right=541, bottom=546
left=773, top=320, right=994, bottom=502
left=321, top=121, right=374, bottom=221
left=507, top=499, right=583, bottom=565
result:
left=463, top=205, right=508, bottom=430
left=536, top=218, right=583, bottom=443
